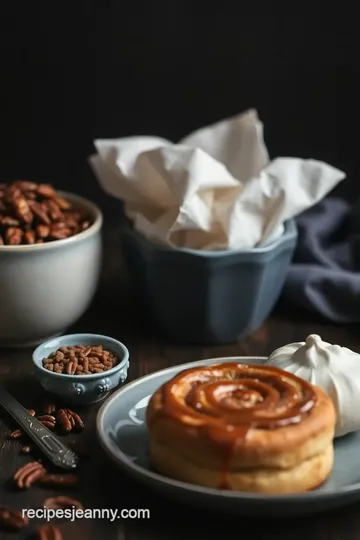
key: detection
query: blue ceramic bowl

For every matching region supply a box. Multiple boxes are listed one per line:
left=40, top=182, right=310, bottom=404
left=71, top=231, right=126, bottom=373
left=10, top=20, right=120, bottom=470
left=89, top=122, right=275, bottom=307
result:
left=32, top=333, right=130, bottom=405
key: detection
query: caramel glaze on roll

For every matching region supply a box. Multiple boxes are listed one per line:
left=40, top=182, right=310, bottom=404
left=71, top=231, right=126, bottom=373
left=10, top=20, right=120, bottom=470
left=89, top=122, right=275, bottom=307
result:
left=146, top=363, right=336, bottom=494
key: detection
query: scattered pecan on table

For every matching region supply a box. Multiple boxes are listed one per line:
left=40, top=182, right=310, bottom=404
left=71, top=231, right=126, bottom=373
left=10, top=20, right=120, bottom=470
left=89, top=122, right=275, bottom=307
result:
left=42, top=344, right=118, bottom=374
left=13, top=460, right=79, bottom=489
left=0, top=506, right=29, bottom=530
left=7, top=400, right=85, bottom=449
left=64, top=409, right=84, bottom=431
left=39, top=473, right=79, bottom=488
left=56, top=408, right=84, bottom=434
left=36, top=414, right=56, bottom=430
left=10, top=414, right=56, bottom=440
left=36, top=523, right=63, bottom=540
left=0, top=180, right=91, bottom=246
left=9, top=409, right=36, bottom=439
left=9, top=428, right=23, bottom=439
left=14, top=461, right=47, bottom=489
left=43, top=496, right=84, bottom=511
left=42, top=400, right=57, bottom=415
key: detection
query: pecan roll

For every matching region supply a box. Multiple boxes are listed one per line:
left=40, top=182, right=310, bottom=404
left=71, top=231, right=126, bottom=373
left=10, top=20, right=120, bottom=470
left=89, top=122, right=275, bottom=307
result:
left=146, top=362, right=336, bottom=494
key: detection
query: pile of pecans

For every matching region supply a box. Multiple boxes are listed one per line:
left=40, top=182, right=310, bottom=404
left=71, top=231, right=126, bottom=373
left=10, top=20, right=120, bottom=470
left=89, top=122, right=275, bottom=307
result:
left=42, top=344, right=118, bottom=375
left=0, top=180, right=91, bottom=246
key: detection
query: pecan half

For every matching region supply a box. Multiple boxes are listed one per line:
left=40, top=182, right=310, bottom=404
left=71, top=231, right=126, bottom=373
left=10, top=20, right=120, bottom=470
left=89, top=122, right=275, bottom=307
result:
left=36, top=524, right=63, bottom=540
left=1, top=216, right=20, bottom=227
left=12, top=195, right=33, bottom=223
left=49, top=226, right=72, bottom=240
left=5, top=226, right=22, bottom=245
left=64, top=409, right=84, bottom=431
left=56, top=409, right=72, bottom=434
left=14, top=180, right=38, bottom=191
left=55, top=196, right=71, bottom=210
left=43, top=401, right=56, bottom=415
left=24, top=230, right=36, bottom=244
left=10, top=429, right=23, bottom=439
left=43, top=496, right=83, bottom=511
left=37, top=184, right=56, bottom=198
left=37, top=414, right=56, bottom=429
left=36, top=224, right=50, bottom=238
left=44, top=200, right=63, bottom=221
left=45, top=363, right=54, bottom=371
left=65, top=361, right=77, bottom=375
left=39, top=473, right=79, bottom=487
left=30, top=202, right=51, bottom=225
left=4, top=184, right=21, bottom=202
left=0, top=506, right=29, bottom=530
left=14, top=461, right=46, bottom=489
left=68, top=414, right=75, bottom=429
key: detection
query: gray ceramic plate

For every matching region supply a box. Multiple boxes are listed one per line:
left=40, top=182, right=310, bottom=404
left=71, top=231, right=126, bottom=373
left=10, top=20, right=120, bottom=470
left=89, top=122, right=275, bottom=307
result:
left=96, top=357, right=360, bottom=516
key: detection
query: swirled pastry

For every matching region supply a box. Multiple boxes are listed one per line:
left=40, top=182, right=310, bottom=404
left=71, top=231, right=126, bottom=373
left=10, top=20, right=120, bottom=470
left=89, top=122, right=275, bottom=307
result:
left=146, top=362, right=336, bottom=493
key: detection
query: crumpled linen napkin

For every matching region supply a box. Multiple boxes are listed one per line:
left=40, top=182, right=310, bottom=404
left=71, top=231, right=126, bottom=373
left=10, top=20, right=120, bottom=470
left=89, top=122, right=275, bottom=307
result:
left=90, top=109, right=345, bottom=250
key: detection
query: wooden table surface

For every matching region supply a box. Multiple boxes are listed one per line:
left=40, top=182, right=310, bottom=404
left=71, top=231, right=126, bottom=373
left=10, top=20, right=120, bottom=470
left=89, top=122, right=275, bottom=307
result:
left=1, top=224, right=360, bottom=540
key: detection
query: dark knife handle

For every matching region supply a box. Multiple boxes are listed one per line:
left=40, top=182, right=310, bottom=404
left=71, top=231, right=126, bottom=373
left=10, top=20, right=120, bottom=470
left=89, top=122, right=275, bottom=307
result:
left=0, top=386, right=78, bottom=470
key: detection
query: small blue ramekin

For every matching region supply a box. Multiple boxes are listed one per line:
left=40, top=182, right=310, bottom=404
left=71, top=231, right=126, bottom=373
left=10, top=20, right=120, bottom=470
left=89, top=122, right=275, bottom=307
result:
left=32, top=333, right=130, bottom=405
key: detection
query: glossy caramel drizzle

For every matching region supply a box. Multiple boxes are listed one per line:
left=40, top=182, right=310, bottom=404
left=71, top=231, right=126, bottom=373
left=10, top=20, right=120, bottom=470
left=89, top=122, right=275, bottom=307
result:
left=155, top=363, right=317, bottom=489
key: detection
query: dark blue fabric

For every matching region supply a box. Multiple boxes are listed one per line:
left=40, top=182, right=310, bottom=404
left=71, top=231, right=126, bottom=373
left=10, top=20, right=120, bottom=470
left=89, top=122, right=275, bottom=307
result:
left=282, top=197, right=360, bottom=322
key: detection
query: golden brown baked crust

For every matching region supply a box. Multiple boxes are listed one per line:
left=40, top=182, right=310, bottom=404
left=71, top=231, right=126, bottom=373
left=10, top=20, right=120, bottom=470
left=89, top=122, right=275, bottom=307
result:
left=146, top=362, right=336, bottom=493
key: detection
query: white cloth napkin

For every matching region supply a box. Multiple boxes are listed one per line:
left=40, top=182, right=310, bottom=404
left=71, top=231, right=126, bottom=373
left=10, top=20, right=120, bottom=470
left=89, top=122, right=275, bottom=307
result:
left=89, top=109, right=345, bottom=250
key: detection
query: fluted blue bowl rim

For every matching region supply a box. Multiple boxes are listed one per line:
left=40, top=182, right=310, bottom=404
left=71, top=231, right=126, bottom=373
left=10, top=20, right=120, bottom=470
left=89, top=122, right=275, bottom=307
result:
left=122, top=218, right=297, bottom=256
left=32, top=333, right=129, bottom=380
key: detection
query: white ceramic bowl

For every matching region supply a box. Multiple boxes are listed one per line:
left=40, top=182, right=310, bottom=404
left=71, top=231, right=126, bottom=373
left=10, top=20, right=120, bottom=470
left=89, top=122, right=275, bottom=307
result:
left=0, top=192, right=102, bottom=347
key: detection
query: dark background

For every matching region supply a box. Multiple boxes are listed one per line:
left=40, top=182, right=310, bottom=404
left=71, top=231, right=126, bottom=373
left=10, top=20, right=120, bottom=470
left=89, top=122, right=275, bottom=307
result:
left=0, top=8, right=359, bottom=221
